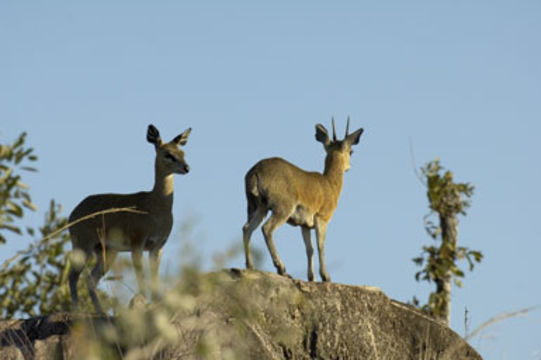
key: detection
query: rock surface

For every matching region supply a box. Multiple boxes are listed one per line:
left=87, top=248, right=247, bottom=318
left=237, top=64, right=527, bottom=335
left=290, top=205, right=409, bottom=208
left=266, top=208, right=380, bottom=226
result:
left=0, top=269, right=481, bottom=359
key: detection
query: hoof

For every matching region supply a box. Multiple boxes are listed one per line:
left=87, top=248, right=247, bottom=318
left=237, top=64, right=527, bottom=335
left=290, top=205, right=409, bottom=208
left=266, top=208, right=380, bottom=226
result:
left=230, top=268, right=244, bottom=277
left=278, top=271, right=293, bottom=279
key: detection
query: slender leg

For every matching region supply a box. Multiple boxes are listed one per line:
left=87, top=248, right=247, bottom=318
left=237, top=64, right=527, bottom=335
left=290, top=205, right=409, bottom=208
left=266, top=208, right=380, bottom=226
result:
left=315, top=219, right=331, bottom=282
left=68, top=264, right=84, bottom=309
left=261, top=208, right=292, bottom=276
left=301, top=226, right=315, bottom=281
left=132, top=247, right=146, bottom=297
left=86, top=249, right=106, bottom=314
left=85, top=247, right=117, bottom=314
left=242, top=206, right=267, bottom=269
left=149, top=248, right=162, bottom=301
left=103, top=249, right=118, bottom=273
left=69, top=240, right=87, bottom=310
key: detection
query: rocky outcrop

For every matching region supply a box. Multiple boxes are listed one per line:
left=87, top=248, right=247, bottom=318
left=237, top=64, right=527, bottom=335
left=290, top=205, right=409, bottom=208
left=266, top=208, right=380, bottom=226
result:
left=0, top=269, right=481, bottom=359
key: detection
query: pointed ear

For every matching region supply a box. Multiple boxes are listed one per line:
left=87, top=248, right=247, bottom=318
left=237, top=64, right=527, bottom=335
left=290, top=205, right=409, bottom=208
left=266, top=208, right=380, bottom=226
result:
left=147, top=124, right=162, bottom=146
left=172, top=128, right=192, bottom=146
left=346, top=128, right=364, bottom=146
left=315, top=124, right=330, bottom=146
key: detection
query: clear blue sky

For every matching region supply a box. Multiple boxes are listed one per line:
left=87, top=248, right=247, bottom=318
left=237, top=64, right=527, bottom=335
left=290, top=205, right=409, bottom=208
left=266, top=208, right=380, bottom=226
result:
left=2, top=1, right=540, bottom=358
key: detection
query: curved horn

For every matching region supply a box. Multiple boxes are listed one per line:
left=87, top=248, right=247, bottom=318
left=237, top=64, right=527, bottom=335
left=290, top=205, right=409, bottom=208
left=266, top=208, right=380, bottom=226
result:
left=345, top=116, right=350, bottom=137
left=331, top=117, right=337, bottom=142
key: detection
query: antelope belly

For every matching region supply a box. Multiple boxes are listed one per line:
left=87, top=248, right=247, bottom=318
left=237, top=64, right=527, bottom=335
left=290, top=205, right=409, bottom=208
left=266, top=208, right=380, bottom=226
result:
left=106, top=227, right=133, bottom=251
left=287, top=205, right=315, bottom=227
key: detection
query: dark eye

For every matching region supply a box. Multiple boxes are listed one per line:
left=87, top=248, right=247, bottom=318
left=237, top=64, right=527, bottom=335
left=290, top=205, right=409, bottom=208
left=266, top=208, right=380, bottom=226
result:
left=165, top=153, right=177, bottom=162
left=350, top=150, right=354, bottom=156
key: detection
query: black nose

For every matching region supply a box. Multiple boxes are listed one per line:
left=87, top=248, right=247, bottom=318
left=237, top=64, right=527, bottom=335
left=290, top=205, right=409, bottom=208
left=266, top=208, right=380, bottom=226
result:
left=184, top=164, right=190, bottom=173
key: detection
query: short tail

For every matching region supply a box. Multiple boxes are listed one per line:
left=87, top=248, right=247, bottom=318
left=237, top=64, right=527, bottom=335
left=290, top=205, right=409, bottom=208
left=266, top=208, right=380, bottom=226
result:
left=245, top=166, right=270, bottom=220
left=245, top=169, right=260, bottom=197
left=245, top=170, right=259, bottom=218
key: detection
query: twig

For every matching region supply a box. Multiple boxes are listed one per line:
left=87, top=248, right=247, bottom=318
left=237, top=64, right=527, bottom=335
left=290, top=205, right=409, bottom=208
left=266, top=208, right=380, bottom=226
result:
left=464, top=307, right=470, bottom=340
left=408, top=136, right=425, bottom=186
left=42, top=207, right=146, bottom=243
left=0, top=207, right=147, bottom=273
left=464, top=306, right=541, bottom=341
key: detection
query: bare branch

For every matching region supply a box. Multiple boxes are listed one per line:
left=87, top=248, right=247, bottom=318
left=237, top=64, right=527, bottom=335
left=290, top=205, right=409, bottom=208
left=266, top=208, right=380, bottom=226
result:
left=0, top=207, right=147, bottom=274
left=464, top=306, right=541, bottom=341
left=408, top=136, right=425, bottom=186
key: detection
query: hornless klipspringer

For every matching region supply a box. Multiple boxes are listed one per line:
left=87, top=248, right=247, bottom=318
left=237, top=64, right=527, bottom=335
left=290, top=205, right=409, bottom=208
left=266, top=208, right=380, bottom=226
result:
left=68, top=124, right=191, bottom=312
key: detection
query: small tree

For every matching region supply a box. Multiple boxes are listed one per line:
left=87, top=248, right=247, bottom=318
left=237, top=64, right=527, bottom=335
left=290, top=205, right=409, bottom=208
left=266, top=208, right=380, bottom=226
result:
left=412, top=159, right=483, bottom=325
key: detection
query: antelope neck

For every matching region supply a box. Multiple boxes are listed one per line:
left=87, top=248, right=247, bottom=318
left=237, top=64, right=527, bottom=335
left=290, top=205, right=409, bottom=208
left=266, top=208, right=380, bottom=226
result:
left=323, top=152, right=344, bottom=195
left=152, top=168, right=174, bottom=208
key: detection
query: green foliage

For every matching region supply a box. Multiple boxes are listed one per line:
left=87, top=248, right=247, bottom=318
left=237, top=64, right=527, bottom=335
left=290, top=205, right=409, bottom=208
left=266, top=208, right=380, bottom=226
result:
left=0, top=132, right=38, bottom=244
left=0, top=200, right=70, bottom=316
left=413, top=243, right=483, bottom=289
left=422, top=159, right=474, bottom=218
left=412, top=159, right=483, bottom=320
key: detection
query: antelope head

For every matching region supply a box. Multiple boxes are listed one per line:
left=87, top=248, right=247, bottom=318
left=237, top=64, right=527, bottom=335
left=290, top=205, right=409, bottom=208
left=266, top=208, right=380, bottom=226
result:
left=147, top=124, right=192, bottom=175
left=315, top=117, right=364, bottom=172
